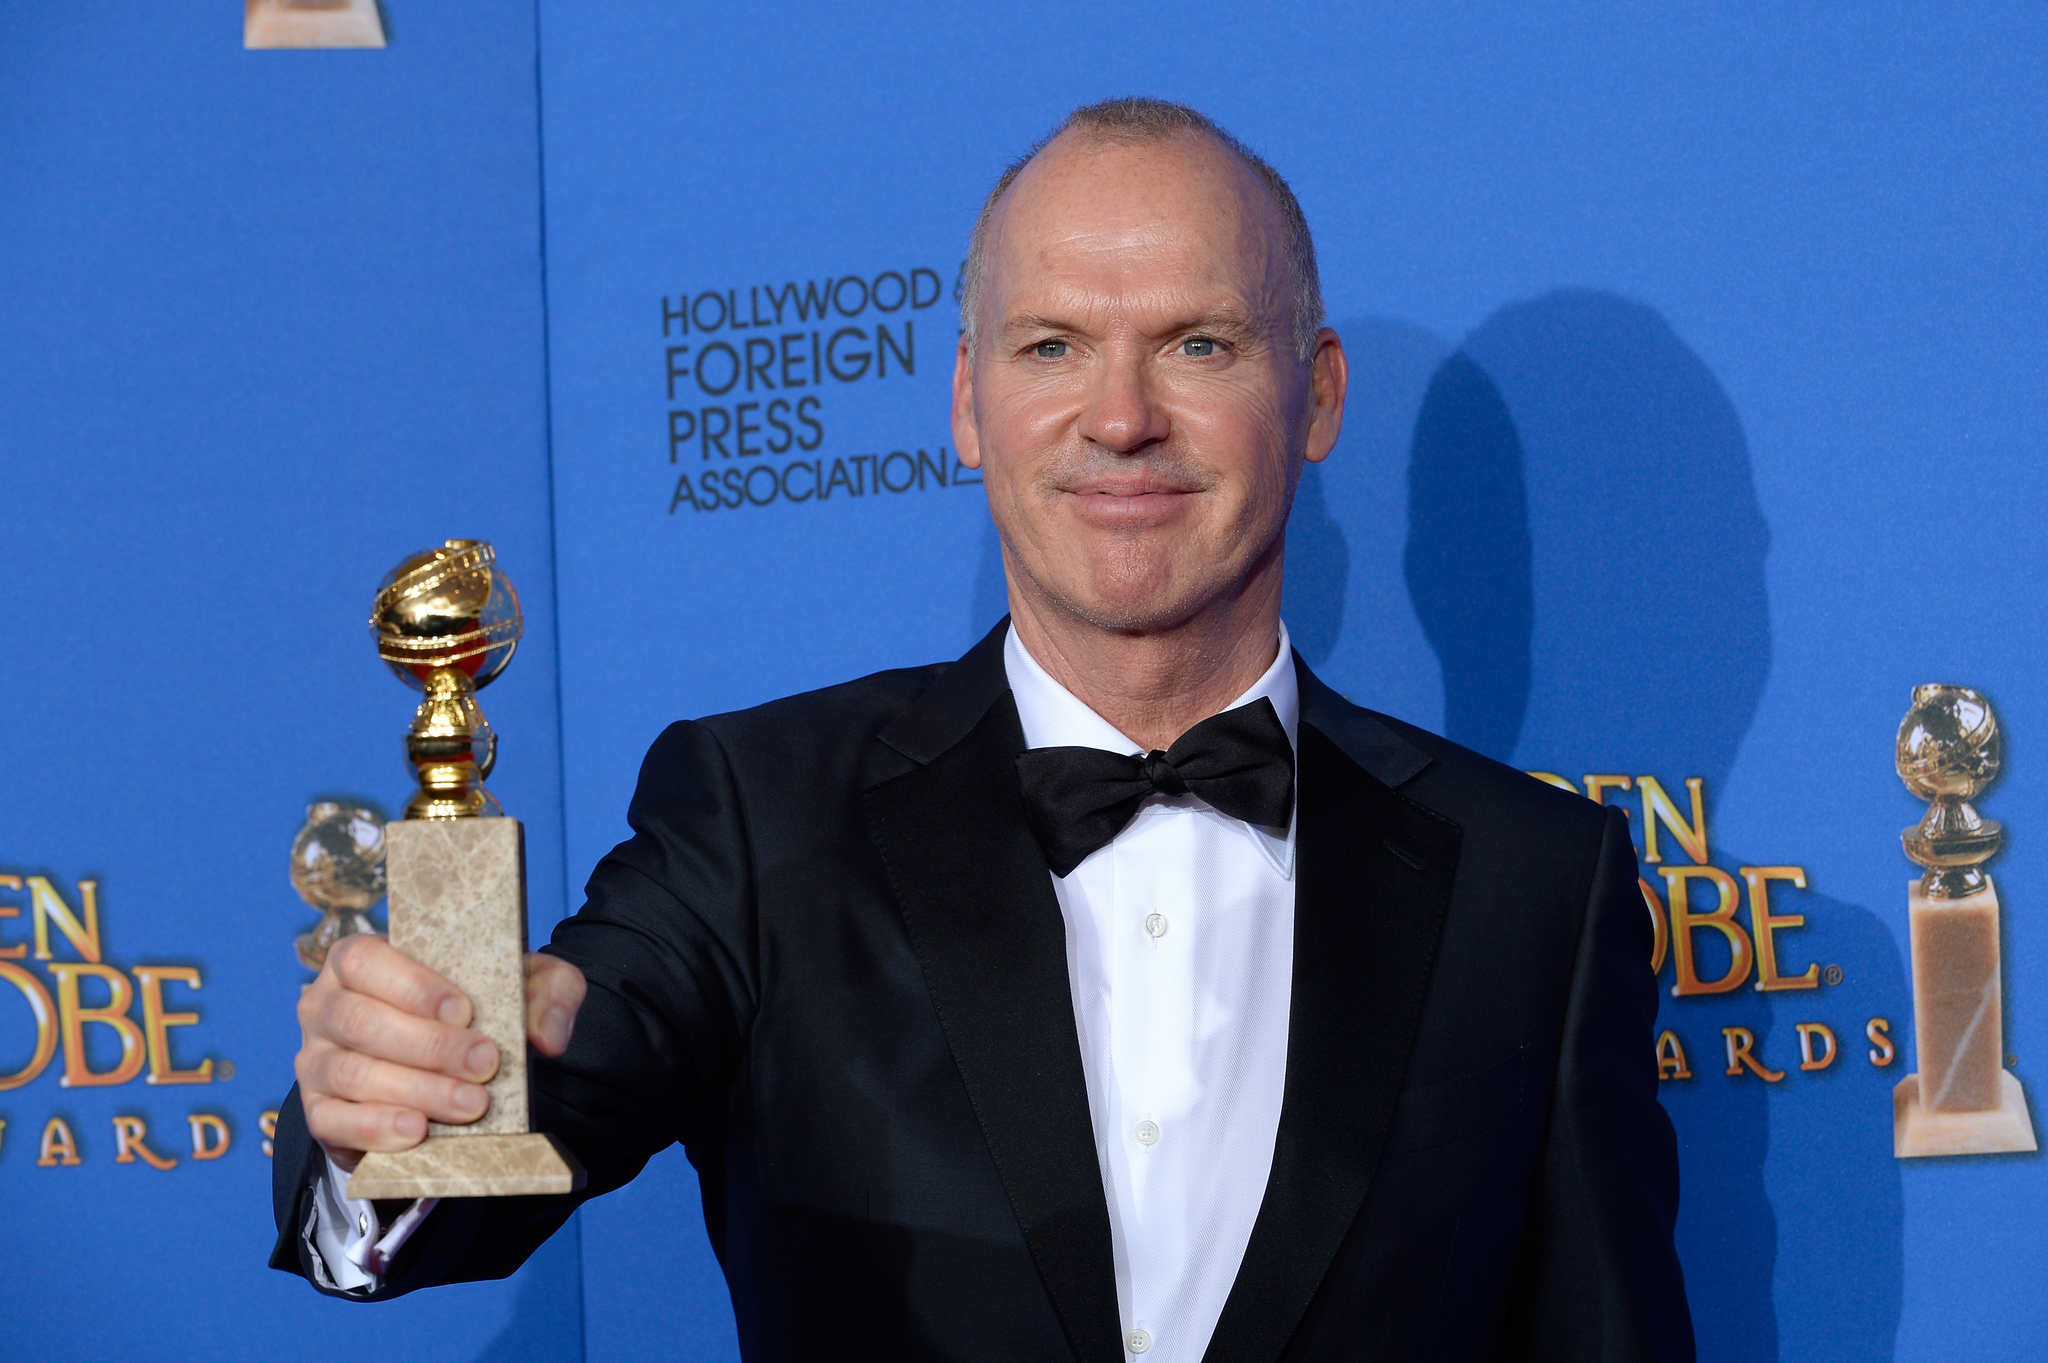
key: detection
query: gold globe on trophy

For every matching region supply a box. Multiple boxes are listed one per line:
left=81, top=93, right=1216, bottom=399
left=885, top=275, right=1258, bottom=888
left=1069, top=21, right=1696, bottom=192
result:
left=346, top=539, right=583, bottom=1201
left=289, top=802, right=387, bottom=971
left=370, top=539, right=522, bottom=820
left=1892, top=684, right=2035, bottom=1157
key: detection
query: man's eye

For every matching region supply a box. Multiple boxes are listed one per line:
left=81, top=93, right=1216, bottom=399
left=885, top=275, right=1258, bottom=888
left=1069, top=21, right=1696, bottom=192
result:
left=1034, top=341, right=1069, bottom=359
left=1182, top=337, right=1217, bottom=357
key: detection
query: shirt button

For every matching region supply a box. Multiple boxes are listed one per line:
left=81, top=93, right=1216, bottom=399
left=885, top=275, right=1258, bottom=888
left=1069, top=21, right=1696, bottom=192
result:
left=1128, top=1328, right=1153, bottom=1354
left=1135, top=1120, right=1160, bottom=1146
left=1143, top=913, right=1168, bottom=938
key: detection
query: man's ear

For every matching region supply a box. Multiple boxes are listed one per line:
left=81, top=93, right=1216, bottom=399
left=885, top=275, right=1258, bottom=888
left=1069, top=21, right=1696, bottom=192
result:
left=1303, top=327, right=1348, bottom=464
left=952, top=337, right=983, bottom=469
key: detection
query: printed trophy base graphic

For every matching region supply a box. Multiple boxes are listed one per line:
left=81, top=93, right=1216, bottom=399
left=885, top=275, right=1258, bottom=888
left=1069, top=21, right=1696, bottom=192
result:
left=348, top=1133, right=584, bottom=1199
left=1891, top=876, right=2036, bottom=1157
left=245, top=0, right=387, bottom=50
left=1893, top=1070, right=2037, bottom=1158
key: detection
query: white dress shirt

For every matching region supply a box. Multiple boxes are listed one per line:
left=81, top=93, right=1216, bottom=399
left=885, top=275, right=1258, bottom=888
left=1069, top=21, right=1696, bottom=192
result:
left=318, top=624, right=1300, bottom=1346
left=1005, top=624, right=1297, bottom=1363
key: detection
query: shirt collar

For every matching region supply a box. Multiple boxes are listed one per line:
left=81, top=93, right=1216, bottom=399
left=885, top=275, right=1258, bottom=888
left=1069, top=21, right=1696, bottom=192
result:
left=1004, top=622, right=1299, bottom=878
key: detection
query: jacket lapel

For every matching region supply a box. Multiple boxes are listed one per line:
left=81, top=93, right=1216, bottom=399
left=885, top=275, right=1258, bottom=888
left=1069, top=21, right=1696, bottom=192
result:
left=864, top=622, right=1124, bottom=1363
left=1202, top=663, right=1464, bottom=1363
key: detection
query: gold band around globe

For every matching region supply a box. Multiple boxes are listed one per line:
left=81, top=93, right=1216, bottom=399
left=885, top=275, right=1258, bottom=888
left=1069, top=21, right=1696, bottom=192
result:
left=377, top=622, right=521, bottom=671
left=372, top=539, right=523, bottom=821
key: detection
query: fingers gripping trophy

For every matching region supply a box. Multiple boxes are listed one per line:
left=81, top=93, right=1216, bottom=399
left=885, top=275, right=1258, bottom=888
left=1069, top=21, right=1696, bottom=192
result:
left=346, top=540, right=585, bottom=1198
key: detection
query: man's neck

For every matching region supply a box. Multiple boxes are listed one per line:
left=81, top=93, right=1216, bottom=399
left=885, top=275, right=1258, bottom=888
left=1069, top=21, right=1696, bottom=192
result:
left=1006, top=577, right=1285, bottom=754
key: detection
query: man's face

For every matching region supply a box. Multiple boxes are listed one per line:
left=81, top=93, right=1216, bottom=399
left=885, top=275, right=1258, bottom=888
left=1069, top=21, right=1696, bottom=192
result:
left=954, top=132, right=1345, bottom=636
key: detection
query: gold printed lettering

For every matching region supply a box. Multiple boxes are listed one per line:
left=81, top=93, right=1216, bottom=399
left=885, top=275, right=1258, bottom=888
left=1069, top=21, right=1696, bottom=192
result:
left=1585, top=774, right=1634, bottom=807
left=1662, top=865, right=1752, bottom=996
left=111, top=1115, right=177, bottom=1169
left=27, top=876, right=100, bottom=963
left=1640, top=878, right=1670, bottom=974
left=37, top=1116, right=81, bottom=1166
left=48, top=963, right=145, bottom=1087
left=1527, top=772, right=1580, bottom=794
left=1656, top=1029, right=1693, bottom=1079
left=188, top=1113, right=231, bottom=1160
left=0, top=960, right=59, bottom=1090
left=1866, top=1017, right=1895, bottom=1067
left=1795, top=1022, right=1837, bottom=1071
left=0, top=874, right=25, bottom=959
left=1741, top=866, right=1820, bottom=991
left=260, top=1108, right=278, bottom=1159
left=1638, top=777, right=1709, bottom=865
left=134, top=966, right=213, bottom=1085
left=1722, top=1026, right=1785, bottom=1081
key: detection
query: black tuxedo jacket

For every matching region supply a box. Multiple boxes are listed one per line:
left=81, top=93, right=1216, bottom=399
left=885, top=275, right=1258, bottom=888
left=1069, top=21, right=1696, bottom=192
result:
left=272, top=621, right=1693, bottom=1361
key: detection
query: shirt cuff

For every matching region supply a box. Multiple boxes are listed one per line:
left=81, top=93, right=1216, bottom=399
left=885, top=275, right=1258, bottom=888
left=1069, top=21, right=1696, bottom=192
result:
left=308, top=1150, right=442, bottom=1291
left=310, top=1150, right=383, bottom=1293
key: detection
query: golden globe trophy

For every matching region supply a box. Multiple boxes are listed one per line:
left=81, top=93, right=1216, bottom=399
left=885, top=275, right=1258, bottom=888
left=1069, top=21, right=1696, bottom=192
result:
left=346, top=540, right=585, bottom=1198
left=290, top=802, right=387, bottom=972
left=1892, top=684, right=2036, bottom=1157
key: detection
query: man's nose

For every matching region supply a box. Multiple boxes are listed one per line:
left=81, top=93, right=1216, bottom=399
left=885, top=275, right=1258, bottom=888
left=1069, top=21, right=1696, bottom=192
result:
left=1076, top=350, right=1169, bottom=454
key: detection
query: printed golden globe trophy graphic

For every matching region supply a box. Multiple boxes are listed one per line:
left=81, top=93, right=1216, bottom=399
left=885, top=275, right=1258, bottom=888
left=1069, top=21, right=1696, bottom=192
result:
left=244, top=0, right=387, bottom=50
left=344, top=540, right=585, bottom=1198
left=290, top=803, right=387, bottom=972
left=1892, top=684, right=2037, bottom=1157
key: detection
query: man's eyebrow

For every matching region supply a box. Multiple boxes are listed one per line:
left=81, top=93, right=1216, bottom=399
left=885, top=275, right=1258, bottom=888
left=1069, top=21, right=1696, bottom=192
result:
left=1167, top=306, right=1263, bottom=337
left=1002, top=312, right=1081, bottom=336
left=998, top=307, right=1271, bottom=339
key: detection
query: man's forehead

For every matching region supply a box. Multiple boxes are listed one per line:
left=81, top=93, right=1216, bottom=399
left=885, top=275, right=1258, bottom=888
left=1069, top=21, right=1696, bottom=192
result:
left=985, top=132, right=1282, bottom=304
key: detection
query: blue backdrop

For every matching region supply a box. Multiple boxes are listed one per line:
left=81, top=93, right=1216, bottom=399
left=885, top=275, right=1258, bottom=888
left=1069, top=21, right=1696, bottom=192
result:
left=4, top=3, right=2045, bottom=1359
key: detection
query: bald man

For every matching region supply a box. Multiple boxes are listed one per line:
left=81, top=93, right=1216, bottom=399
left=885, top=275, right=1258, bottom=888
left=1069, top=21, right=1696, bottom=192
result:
left=273, top=98, right=1693, bottom=1363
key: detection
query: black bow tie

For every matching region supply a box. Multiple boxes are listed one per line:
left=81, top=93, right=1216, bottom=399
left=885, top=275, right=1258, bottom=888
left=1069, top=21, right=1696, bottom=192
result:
left=1014, top=697, right=1295, bottom=877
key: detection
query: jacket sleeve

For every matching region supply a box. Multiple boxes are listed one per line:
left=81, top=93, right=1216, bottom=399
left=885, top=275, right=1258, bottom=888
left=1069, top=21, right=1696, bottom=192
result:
left=269, top=718, right=759, bottom=1298
left=1507, top=804, right=1696, bottom=1360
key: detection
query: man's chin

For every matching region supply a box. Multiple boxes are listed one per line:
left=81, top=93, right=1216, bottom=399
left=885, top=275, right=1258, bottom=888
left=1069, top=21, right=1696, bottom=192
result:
left=1043, top=575, right=1220, bottom=636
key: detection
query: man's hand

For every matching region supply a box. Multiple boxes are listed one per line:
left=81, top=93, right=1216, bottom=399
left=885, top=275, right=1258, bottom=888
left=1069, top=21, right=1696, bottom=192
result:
left=295, top=933, right=588, bottom=1172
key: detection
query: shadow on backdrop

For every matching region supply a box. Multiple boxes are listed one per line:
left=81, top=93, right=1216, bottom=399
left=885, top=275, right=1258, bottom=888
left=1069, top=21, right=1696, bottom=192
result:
left=972, top=516, right=1007, bottom=641
left=1289, top=316, right=1452, bottom=732
left=1281, top=460, right=1348, bottom=668
left=1407, top=289, right=1904, bottom=1362
left=1402, top=353, right=1531, bottom=760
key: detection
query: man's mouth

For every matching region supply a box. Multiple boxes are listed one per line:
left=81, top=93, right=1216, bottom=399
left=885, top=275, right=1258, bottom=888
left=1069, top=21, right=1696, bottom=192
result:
left=1057, top=477, right=1200, bottom=526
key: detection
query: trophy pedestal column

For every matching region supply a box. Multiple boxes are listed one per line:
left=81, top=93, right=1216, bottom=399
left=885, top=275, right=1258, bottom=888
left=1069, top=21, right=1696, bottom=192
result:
left=348, top=818, right=584, bottom=1199
left=1893, top=877, right=2036, bottom=1158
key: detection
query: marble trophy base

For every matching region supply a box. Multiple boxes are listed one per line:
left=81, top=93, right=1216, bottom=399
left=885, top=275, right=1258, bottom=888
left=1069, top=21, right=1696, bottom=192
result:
left=1894, top=1070, right=2037, bottom=1158
left=245, top=0, right=387, bottom=50
left=349, top=1132, right=583, bottom=1199
left=346, top=817, right=585, bottom=1200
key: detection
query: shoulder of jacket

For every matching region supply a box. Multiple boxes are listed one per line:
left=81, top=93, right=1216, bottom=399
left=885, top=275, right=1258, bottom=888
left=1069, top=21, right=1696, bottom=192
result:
left=1365, top=709, right=1608, bottom=837
left=684, top=659, right=955, bottom=750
